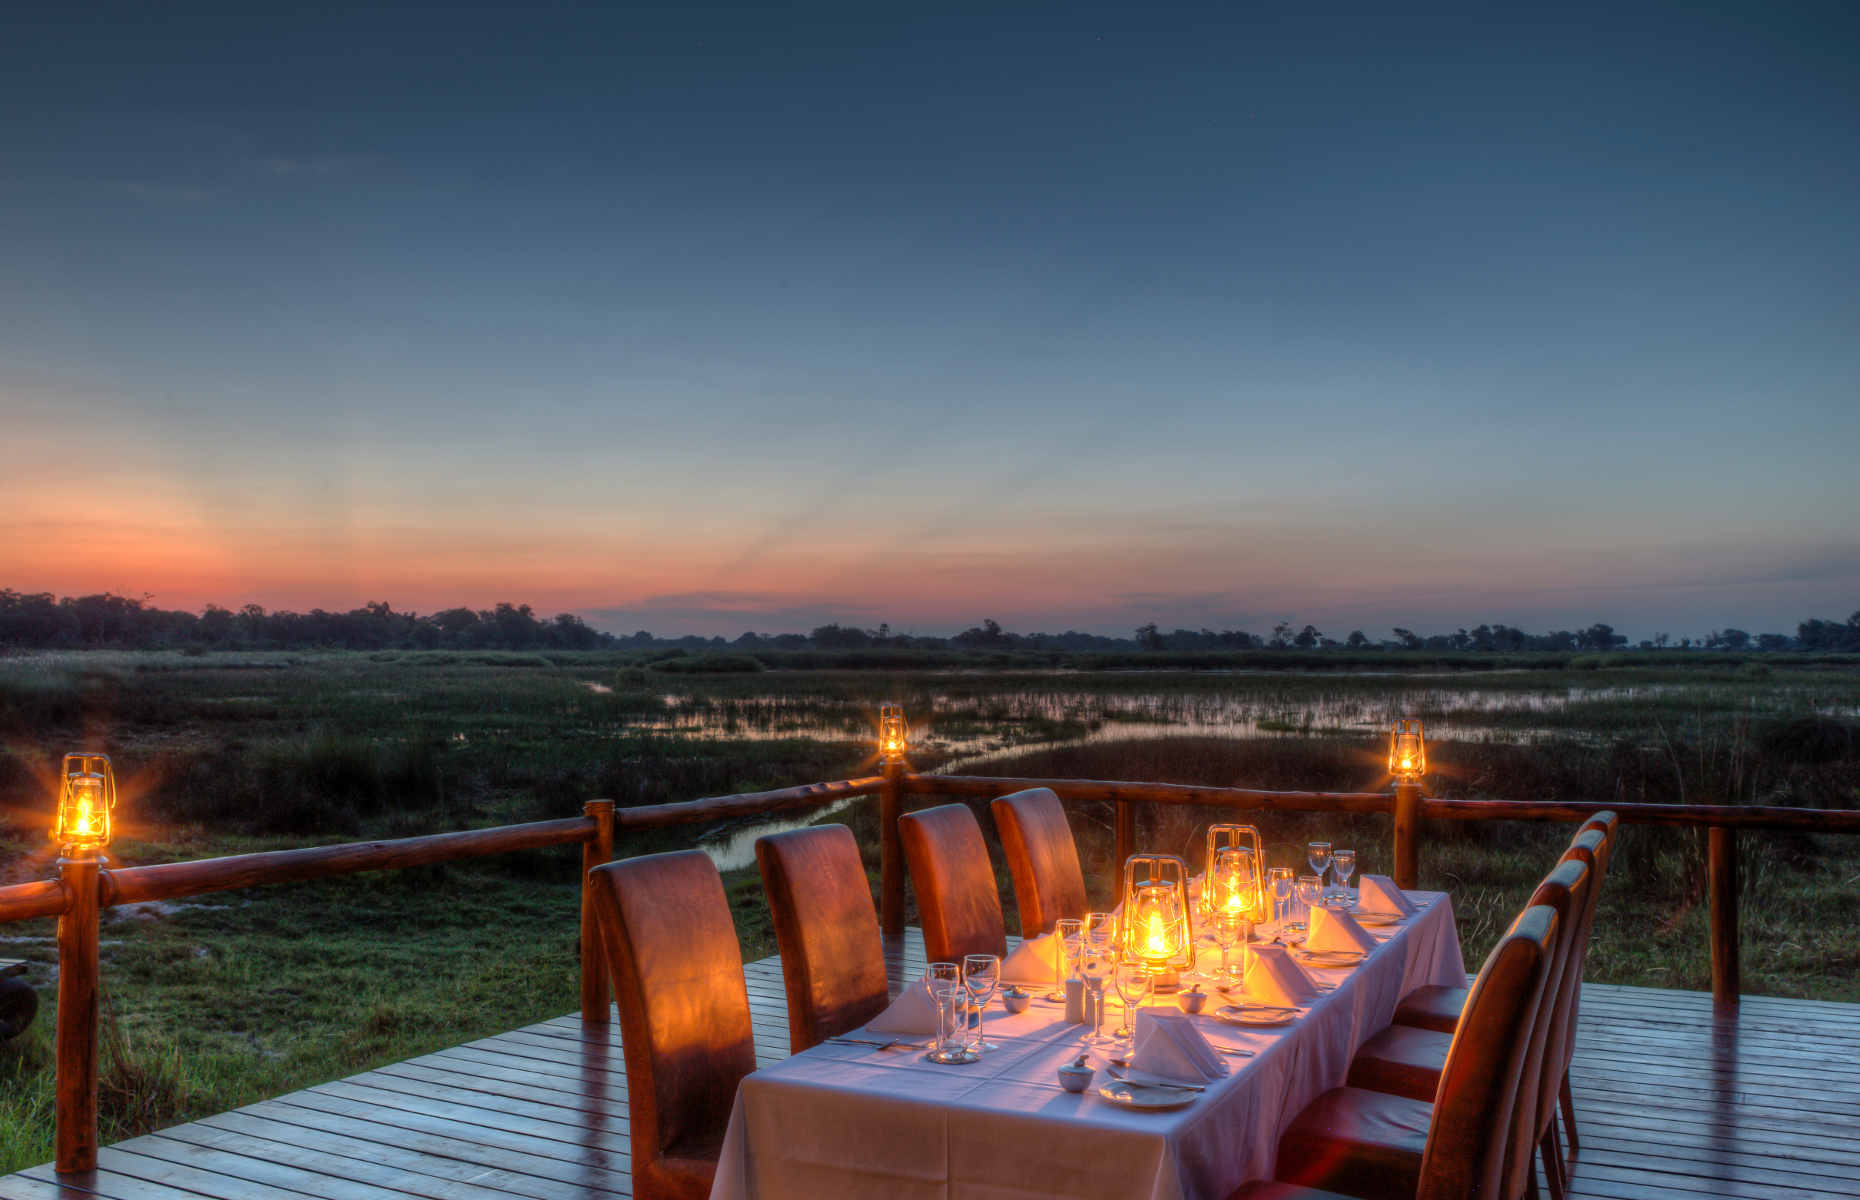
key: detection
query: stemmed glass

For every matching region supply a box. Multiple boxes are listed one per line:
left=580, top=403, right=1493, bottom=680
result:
left=962, top=954, right=1001, bottom=1053
left=1111, top=961, right=1151, bottom=1043
left=1211, top=909, right=1248, bottom=983
left=1306, top=841, right=1331, bottom=899
left=1330, top=848, right=1357, bottom=908
left=924, top=963, right=975, bottom=1064
left=1266, top=868, right=1294, bottom=934
left=1050, top=918, right=1083, bottom=1003
left=1079, top=923, right=1116, bottom=1044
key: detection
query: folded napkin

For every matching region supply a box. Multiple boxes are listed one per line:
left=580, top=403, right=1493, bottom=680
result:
left=1129, top=1008, right=1228, bottom=1083
left=866, top=980, right=942, bottom=1035
left=1357, top=874, right=1417, bottom=917
left=1000, top=933, right=1064, bottom=986
left=1307, top=905, right=1378, bottom=955
left=1242, top=944, right=1319, bottom=1006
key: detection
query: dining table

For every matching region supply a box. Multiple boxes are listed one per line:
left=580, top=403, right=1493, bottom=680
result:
left=708, top=890, right=1466, bottom=1200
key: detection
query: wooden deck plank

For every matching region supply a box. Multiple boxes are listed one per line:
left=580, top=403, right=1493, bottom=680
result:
left=8, top=926, right=1859, bottom=1199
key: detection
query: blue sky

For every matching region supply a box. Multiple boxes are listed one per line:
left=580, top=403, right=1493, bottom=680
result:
left=2, top=1, right=1856, bottom=638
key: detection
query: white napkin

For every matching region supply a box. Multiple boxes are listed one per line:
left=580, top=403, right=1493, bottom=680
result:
left=1242, top=944, right=1319, bottom=1006
left=1307, top=906, right=1378, bottom=955
left=866, top=980, right=942, bottom=1035
left=1000, top=933, right=1064, bottom=986
left=1129, top=1009, right=1228, bottom=1083
left=1357, top=874, right=1417, bottom=917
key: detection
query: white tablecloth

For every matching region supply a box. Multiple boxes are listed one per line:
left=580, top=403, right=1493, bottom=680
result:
left=711, top=892, right=1464, bottom=1200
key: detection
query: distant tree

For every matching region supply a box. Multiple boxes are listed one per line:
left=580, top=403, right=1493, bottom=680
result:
left=810, top=623, right=871, bottom=649
left=1269, top=621, right=1294, bottom=649
left=1294, top=624, right=1321, bottom=649
left=1579, top=623, right=1626, bottom=651
left=1346, top=630, right=1370, bottom=648
left=953, top=618, right=1015, bottom=650
left=1135, top=623, right=1164, bottom=651
left=1755, top=633, right=1793, bottom=651
left=1653, top=633, right=1670, bottom=649
left=1390, top=627, right=1423, bottom=650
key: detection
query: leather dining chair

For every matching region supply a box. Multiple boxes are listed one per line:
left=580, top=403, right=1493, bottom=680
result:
left=898, top=803, right=1009, bottom=965
left=588, top=850, right=756, bottom=1200
left=1538, top=823, right=1616, bottom=1175
left=1392, top=814, right=1616, bottom=1036
left=1225, top=903, right=1560, bottom=1200
left=1348, top=858, right=1591, bottom=1200
left=991, top=786, right=1089, bottom=937
left=756, top=824, right=890, bottom=1053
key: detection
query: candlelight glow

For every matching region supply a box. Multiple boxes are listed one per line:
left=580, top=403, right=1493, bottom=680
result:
left=879, top=704, right=907, bottom=763
left=1389, top=720, right=1427, bottom=782
left=55, top=754, right=115, bottom=854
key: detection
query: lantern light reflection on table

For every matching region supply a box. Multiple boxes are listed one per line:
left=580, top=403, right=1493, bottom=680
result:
left=55, top=753, right=116, bottom=856
left=1389, top=719, right=1427, bottom=782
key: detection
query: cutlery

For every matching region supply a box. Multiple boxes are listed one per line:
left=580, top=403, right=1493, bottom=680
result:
left=828, top=1036, right=923, bottom=1050
left=1106, top=1066, right=1205, bottom=1092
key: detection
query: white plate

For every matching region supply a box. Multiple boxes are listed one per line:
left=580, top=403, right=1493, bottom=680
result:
left=1351, top=910, right=1404, bottom=927
left=1215, top=1004, right=1299, bottom=1028
left=1293, top=949, right=1366, bottom=967
left=1097, top=1080, right=1198, bottom=1110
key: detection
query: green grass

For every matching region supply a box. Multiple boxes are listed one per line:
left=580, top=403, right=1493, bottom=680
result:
left=0, top=648, right=1857, bottom=1173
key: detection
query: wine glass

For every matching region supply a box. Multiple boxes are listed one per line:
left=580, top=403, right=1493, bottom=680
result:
left=1266, top=867, right=1294, bottom=933
left=927, top=983, right=977, bottom=1064
left=1330, top=848, right=1357, bottom=907
left=1112, top=961, right=1151, bottom=1043
left=1211, top=909, right=1247, bottom=983
left=963, top=954, right=1001, bottom=1053
left=1306, top=841, right=1331, bottom=895
left=924, top=961, right=961, bottom=1005
left=1050, top=918, right=1083, bottom=1002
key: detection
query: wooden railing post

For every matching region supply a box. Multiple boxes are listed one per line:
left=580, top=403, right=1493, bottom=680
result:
left=55, top=852, right=102, bottom=1175
left=879, top=762, right=905, bottom=936
left=580, top=800, right=615, bottom=1024
left=1114, top=799, right=1136, bottom=878
left=1392, top=782, right=1421, bottom=891
left=1709, top=825, right=1739, bottom=1013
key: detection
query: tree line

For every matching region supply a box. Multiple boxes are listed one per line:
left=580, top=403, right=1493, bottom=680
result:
left=3, top=588, right=1857, bottom=654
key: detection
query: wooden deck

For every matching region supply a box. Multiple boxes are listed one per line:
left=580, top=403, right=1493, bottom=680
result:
left=3, top=930, right=1856, bottom=1200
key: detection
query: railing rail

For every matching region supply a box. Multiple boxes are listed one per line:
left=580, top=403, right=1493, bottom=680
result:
left=2, top=764, right=1853, bottom=1176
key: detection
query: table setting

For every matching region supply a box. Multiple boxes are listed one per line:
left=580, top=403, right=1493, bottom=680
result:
left=709, top=824, right=1466, bottom=1200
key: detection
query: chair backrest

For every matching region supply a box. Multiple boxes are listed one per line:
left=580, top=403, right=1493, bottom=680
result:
left=1417, top=903, right=1558, bottom=1200
left=898, top=803, right=1008, bottom=964
left=991, top=787, right=1088, bottom=938
left=756, top=824, right=890, bottom=1053
left=588, top=850, right=756, bottom=1173
left=1499, top=857, right=1591, bottom=1198
left=1544, top=818, right=1616, bottom=1100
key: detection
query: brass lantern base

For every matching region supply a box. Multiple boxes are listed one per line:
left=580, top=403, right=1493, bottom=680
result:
left=1146, top=967, right=1182, bottom=993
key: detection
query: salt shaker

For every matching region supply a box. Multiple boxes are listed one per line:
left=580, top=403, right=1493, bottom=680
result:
left=1064, top=976, right=1086, bottom=1023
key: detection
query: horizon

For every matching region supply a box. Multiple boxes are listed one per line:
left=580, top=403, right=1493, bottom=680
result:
left=4, top=2, right=1858, bottom=636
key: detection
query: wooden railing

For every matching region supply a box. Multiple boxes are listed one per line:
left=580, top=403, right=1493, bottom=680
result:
left=4, top=764, right=1859, bottom=1176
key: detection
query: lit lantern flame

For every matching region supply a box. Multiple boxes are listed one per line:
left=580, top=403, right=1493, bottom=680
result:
left=55, top=753, right=116, bottom=854
left=1204, top=826, right=1263, bottom=922
left=1388, top=719, right=1427, bottom=782
left=1121, top=853, right=1191, bottom=984
left=878, top=703, right=907, bottom=763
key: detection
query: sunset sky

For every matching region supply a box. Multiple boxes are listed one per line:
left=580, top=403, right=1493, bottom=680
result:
left=3, top=1, right=1857, bottom=638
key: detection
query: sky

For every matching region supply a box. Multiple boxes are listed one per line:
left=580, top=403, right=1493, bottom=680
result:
left=2, top=1, right=1857, bottom=640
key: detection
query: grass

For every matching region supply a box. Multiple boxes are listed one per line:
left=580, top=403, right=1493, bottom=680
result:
left=0, top=648, right=1857, bottom=1173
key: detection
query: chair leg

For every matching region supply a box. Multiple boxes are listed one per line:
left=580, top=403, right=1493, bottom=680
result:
left=1527, top=1164, right=1541, bottom=1200
left=1559, top=1073, right=1580, bottom=1154
left=1540, top=1129, right=1566, bottom=1200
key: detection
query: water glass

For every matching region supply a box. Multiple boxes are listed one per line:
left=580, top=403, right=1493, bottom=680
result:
left=1211, top=909, right=1248, bottom=981
left=963, top=953, right=1001, bottom=1052
left=1330, top=848, right=1357, bottom=907
left=1294, top=874, right=1323, bottom=932
left=927, top=984, right=978, bottom=1064
left=923, top=961, right=961, bottom=1005
left=1079, top=930, right=1115, bottom=1044
left=1052, top=918, right=1084, bottom=1001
